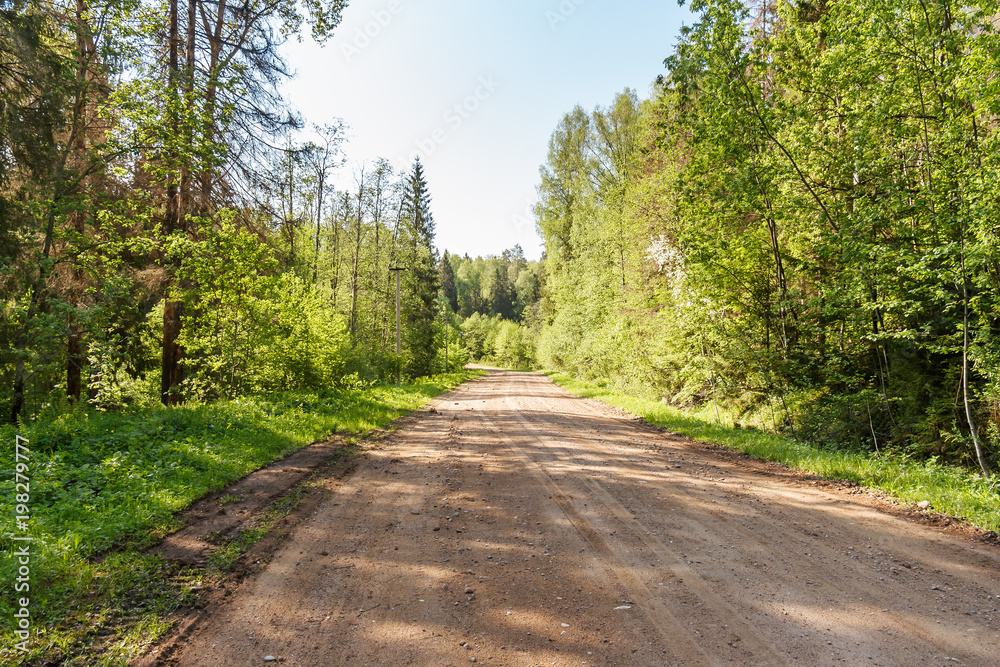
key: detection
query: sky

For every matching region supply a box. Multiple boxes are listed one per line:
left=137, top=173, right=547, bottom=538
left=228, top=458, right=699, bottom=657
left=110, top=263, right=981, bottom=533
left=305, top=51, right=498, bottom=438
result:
left=280, top=0, right=695, bottom=261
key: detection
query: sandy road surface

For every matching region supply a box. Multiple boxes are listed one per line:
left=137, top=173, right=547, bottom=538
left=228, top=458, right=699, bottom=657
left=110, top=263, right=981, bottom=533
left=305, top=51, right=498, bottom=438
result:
left=161, top=371, right=1000, bottom=666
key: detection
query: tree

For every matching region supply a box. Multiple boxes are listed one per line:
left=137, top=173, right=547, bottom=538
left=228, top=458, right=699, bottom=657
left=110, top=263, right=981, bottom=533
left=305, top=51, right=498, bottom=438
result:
left=138, top=0, right=350, bottom=404
left=2, top=0, right=123, bottom=420
left=487, top=262, right=515, bottom=320
left=399, top=159, right=439, bottom=377
left=439, top=251, right=458, bottom=312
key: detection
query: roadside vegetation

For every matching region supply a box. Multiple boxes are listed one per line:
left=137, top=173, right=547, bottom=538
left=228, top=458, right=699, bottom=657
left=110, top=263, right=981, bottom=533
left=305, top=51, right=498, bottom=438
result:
left=548, top=371, right=1000, bottom=535
left=527, top=0, right=1000, bottom=488
left=0, top=370, right=479, bottom=666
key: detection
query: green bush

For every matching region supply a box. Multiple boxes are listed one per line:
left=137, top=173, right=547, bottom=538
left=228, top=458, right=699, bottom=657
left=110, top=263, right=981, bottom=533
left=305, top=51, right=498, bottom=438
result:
left=461, top=313, right=536, bottom=369
left=492, top=320, right=535, bottom=369
left=172, top=218, right=349, bottom=399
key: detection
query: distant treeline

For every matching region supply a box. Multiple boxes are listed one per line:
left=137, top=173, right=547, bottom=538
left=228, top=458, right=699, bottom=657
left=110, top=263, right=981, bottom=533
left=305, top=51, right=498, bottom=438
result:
left=444, top=248, right=542, bottom=370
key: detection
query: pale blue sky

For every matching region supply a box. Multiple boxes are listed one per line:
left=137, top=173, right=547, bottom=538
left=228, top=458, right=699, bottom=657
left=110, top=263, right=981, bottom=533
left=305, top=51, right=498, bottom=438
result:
left=280, top=0, right=693, bottom=260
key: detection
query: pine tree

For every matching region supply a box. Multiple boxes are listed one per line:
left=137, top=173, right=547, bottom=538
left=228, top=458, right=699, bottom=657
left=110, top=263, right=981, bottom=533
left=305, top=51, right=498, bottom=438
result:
left=489, top=262, right=515, bottom=320
left=439, top=251, right=458, bottom=313
left=400, top=158, right=439, bottom=377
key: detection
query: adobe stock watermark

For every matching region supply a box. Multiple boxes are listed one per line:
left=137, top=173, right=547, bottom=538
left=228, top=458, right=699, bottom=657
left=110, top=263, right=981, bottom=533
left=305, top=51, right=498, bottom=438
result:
left=11, top=434, right=32, bottom=653
left=546, top=0, right=588, bottom=30
left=399, top=75, right=501, bottom=166
left=340, top=0, right=405, bottom=63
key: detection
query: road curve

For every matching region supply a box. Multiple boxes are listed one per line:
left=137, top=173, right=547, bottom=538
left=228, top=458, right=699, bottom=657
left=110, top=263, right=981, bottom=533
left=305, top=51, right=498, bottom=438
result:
left=159, top=370, right=1000, bottom=666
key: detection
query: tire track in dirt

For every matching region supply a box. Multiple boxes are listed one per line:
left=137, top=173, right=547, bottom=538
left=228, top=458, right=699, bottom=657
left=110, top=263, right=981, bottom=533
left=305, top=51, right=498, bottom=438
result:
left=485, top=375, right=790, bottom=666
left=473, top=408, right=718, bottom=665
left=512, top=371, right=1000, bottom=665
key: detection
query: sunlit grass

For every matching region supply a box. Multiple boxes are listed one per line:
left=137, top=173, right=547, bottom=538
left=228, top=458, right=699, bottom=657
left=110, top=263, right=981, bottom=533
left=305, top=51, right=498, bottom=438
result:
left=0, top=370, right=481, bottom=666
left=546, top=370, right=1000, bottom=534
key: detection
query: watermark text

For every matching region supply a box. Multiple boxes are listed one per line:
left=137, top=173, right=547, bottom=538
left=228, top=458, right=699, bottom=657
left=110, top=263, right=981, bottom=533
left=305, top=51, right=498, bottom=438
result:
left=11, top=434, right=32, bottom=652
left=341, top=0, right=405, bottom=63
left=399, top=75, right=501, bottom=166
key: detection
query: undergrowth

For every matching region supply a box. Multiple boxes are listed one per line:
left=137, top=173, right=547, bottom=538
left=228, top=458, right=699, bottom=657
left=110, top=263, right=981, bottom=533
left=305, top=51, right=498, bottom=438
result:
left=0, top=370, right=480, bottom=666
left=546, top=371, right=1000, bottom=534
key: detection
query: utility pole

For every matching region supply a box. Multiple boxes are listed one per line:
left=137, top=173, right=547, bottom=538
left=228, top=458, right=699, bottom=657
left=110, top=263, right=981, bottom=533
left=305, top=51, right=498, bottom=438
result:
left=390, top=266, right=404, bottom=384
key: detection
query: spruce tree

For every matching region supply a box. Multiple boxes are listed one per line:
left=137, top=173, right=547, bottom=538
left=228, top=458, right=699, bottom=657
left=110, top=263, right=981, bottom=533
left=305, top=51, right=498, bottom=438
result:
left=400, top=158, right=439, bottom=377
left=439, top=251, right=458, bottom=313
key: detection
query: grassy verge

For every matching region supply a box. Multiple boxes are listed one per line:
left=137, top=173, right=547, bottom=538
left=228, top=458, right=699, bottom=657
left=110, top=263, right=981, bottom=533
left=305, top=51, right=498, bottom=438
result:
left=546, top=370, right=1000, bottom=534
left=0, top=370, right=481, bottom=665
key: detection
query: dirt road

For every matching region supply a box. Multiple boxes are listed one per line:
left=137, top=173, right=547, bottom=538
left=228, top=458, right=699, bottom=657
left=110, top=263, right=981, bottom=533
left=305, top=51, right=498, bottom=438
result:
left=157, top=371, right=1000, bottom=666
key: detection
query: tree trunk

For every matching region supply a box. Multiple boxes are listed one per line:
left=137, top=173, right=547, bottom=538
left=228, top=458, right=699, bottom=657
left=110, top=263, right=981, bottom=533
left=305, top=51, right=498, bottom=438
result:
left=67, top=322, right=83, bottom=402
left=179, top=0, right=195, bottom=222
left=160, top=0, right=184, bottom=406
left=349, top=170, right=365, bottom=338
left=313, top=168, right=324, bottom=283
left=66, top=0, right=92, bottom=403
left=962, top=267, right=990, bottom=477
left=161, top=300, right=185, bottom=405
left=201, top=0, right=227, bottom=209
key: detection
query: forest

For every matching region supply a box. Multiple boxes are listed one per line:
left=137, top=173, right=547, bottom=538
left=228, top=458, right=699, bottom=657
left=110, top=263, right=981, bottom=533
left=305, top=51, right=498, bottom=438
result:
left=4, top=0, right=1000, bottom=469
left=4, top=0, right=1000, bottom=662
left=533, top=0, right=1000, bottom=476
left=0, top=0, right=469, bottom=423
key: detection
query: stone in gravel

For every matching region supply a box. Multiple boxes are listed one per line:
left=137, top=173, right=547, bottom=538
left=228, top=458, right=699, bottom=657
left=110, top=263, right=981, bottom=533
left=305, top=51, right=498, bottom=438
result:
left=433, top=526, right=441, bottom=531
left=561, top=622, right=570, bottom=627
left=411, top=510, right=421, bottom=515
left=263, top=657, right=277, bottom=663
left=918, top=500, right=931, bottom=510
left=465, top=588, right=474, bottom=595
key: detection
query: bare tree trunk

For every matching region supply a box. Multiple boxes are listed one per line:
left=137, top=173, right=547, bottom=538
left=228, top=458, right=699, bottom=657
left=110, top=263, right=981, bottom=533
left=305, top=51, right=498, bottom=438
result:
left=381, top=200, right=403, bottom=352
left=179, top=0, right=195, bottom=221
left=286, top=141, right=296, bottom=264
left=962, top=266, right=990, bottom=477
left=161, top=0, right=184, bottom=406
left=313, top=168, right=324, bottom=283
left=161, top=301, right=185, bottom=405
left=201, top=0, right=227, bottom=209
left=66, top=0, right=94, bottom=403
left=330, top=193, right=347, bottom=309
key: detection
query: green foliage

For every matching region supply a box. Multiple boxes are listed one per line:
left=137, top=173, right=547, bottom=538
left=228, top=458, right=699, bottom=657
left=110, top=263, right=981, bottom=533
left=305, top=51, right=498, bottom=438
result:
left=173, top=219, right=349, bottom=398
left=451, top=248, right=543, bottom=322
left=460, top=313, right=536, bottom=370
left=534, top=1, right=1000, bottom=473
left=491, top=320, right=535, bottom=370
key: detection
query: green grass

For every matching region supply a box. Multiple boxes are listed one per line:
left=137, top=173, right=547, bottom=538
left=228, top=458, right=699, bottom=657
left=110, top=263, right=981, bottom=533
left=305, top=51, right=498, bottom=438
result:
left=546, top=370, right=1000, bottom=534
left=0, top=370, right=480, bottom=665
